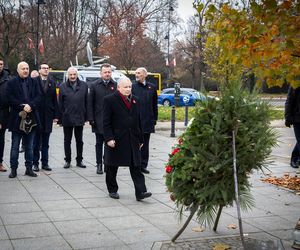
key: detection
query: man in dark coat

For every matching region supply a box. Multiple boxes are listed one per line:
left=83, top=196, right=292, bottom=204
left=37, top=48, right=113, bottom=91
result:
left=0, top=59, right=11, bottom=172
left=33, top=63, right=59, bottom=172
left=132, top=67, right=158, bottom=174
left=87, top=63, right=117, bottom=174
left=6, top=61, right=42, bottom=178
left=103, top=77, right=152, bottom=201
left=59, top=67, right=88, bottom=169
left=285, top=85, right=300, bottom=168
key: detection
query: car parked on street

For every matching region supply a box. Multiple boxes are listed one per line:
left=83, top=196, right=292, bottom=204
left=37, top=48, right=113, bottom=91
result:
left=158, top=88, right=206, bottom=106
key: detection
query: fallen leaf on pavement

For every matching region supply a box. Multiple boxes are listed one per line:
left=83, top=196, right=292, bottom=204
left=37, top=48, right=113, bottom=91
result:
left=261, top=174, right=300, bottom=192
left=213, top=243, right=231, bottom=250
left=227, top=224, right=237, bottom=229
left=192, top=226, right=205, bottom=232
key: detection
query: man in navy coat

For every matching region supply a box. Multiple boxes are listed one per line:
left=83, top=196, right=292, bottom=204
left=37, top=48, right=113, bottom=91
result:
left=87, top=63, right=117, bottom=174
left=6, top=61, right=42, bottom=178
left=32, top=63, right=59, bottom=172
left=132, top=67, right=158, bottom=174
left=103, top=77, right=152, bottom=201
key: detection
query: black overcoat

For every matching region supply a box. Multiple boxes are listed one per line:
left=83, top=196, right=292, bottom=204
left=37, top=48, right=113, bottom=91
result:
left=103, top=92, right=143, bottom=167
left=285, top=86, right=300, bottom=124
left=58, top=79, right=88, bottom=127
left=87, top=78, right=117, bottom=134
left=132, top=81, right=158, bottom=133
left=6, top=76, right=42, bottom=132
left=37, top=77, right=59, bottom=133
left=0, top=69, right=10, bottom=127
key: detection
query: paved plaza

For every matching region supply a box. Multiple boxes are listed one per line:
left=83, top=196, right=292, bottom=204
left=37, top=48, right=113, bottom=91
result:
left=0, top=121, right=299, bottom=249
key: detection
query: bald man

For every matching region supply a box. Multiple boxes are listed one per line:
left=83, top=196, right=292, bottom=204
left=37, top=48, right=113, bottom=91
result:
left=132, top=67, right=158, bottom=174
left=6, top=61, right=42, bottom=178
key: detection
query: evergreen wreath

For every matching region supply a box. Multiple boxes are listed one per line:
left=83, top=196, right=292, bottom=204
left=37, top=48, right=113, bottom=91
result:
left=165, top=83, right=278, bottom=238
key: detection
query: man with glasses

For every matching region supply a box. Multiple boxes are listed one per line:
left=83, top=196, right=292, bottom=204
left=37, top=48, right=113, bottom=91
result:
left=33, top=63, right=59, bottom=172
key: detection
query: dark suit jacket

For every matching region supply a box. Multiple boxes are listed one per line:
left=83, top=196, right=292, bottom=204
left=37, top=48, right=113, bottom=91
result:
left=87, top=78, right=117, bottom=134
left=103, top=91, right=143, bottom=167
left=36, top=77, right=59, bottom=133
left=58, top=79, right=88, bottom=127
left=0, top=69, right=11, bottom=127
left=132, top=81, right=158, bottom=133
left=6, top=76, right=42, bottom=132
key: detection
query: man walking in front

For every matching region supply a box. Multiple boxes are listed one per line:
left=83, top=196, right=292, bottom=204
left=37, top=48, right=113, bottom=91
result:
left=6, top=61, right=42, bottom=178
left=33, top=63, right=59, bottom=172
left=59, top=67, right=88, bottom=169
left=87, top=63, right=117, bottom=174
left=103, top=77, right=151, bottom=201
left=132, top=67, right=158, bottom=174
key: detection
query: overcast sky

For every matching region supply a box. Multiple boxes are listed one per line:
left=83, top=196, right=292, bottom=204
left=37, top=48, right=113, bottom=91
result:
left=177, top=0, right=196, bottom=22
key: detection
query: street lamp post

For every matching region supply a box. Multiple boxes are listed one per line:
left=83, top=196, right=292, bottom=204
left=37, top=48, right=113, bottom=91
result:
left=165, top=3, right=174, bottom=82
left=35, top=0, right=46, bottom=69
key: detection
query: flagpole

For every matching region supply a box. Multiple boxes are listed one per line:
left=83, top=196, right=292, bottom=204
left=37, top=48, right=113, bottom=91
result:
left=35, top=0, right=46, bottom=69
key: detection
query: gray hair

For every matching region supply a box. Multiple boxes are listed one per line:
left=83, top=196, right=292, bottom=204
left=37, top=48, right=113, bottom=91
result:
left=117, top=77, right=132, bottom=86
left=136, top=67, right=148, bottom=76
left=67, top=66, right=78, bottom=75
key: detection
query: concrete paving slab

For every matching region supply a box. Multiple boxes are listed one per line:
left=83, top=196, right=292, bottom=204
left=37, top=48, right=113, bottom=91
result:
left=11, top=235, right=71, bottom=250
left=0, top=202, right=41, bottom=214
left=37, top=199, right=82, bottom=211
left=87, top=206, right=135, bottom=218
left=0, top=225, right=9, bottom=240
left=45, top=208, right=94, bottom=222
left=0, top=240, right=13, bottom=250
left=5, top=222, right=59, bottom=239
left=99, top=215, right=153, bottom=230
left=54, top=219, right=107, bottom=235
left=62, top=231, right=124, bottom=249
left=1, top=211, right=50, bottom=225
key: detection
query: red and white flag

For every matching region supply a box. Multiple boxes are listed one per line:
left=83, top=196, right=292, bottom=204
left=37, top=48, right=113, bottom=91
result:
left=28, top=37, right=34, bottom=49
left=38, top=38, right=45, bottom=54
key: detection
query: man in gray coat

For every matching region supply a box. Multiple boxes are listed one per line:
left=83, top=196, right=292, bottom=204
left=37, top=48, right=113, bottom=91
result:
left=58, top=67, right=88, bottom=169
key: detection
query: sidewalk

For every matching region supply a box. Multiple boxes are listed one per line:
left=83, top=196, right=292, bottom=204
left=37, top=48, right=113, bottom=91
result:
left=0, top=121, right=299, bottom=250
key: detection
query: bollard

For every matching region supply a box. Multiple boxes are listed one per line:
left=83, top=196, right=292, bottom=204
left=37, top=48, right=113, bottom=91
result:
left=170, top=106, right=176, bottom=137
left=184, top=106, right=188, bottom=126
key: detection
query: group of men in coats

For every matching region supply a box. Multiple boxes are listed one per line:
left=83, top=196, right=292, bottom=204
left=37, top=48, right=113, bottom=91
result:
left=0, top=60, right=158, bottom=201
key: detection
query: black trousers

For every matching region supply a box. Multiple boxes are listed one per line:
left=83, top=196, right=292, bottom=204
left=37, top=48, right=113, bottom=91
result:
left=95, top=133, right=104, bottom=165
left=106, top=163, right=147, bottom=196
left=141, top=133, right=151, bottom=170
left=63, top=126, right=83, bottom=163
left=291, top=122, right=300, bottom=163
left=0, top=128, right=6, bottom=163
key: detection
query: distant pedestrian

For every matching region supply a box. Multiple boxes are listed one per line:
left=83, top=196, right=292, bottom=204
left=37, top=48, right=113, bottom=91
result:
left=285, top=86, right=300, bottom=168
left=0, top=59, right=11, bottom=172
left=30, top=70, right=39, bottom=78
left=6, top=61, right=42, bottom=178
left=103, top=77, right=152, bottom=201
left=33, top=63, right=59, bottom=172
left=58, top=67, right=88, bottom=169
left=87, top=63, right=117, bottom=174
left=132, top=67, right=158, bottom=174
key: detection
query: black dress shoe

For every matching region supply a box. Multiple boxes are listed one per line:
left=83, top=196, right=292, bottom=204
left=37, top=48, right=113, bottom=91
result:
left=136, top=192, right=152, bottom=201
left=141, top=168, right=150, bottom=174
left=42, top=165, right=52, bottom=171
left=9, top=169, right=17, bottom=178
left=76, top=162, right=86, bottom=168
left=291, top=161, right=299, bottom=168
left=109, top=192, right=120, bottom=199
left=96, top=164, right=103, bottom=174
left=63, top=162, right=71, bottom=169
left=33, top=165, right=39, bottom=172
left=25, top=169, right=37, bottom=177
